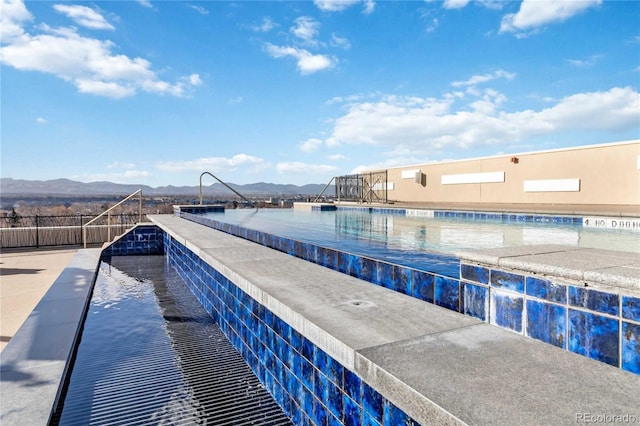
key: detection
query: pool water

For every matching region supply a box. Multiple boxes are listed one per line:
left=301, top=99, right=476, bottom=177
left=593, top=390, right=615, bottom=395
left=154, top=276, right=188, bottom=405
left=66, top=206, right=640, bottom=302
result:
left=196, top=208, right=639, bottom=279
left=51, top=256, right=291, bottom=426
left=206, top=208, right=640, bottom=255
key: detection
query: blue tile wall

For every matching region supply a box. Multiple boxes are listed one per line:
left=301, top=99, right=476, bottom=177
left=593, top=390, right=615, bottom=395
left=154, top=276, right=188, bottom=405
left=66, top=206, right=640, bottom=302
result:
left=462, top=282, right=488, bottom=321
left=568, top=309, right=619, bottom=367
left=491, top=291, right=523, bottom=333
left=102, top=225, right=165, bottom=257
left=569, top=286, right=619, bottom=316
left=621, top=322, right=640, bottom=374
left=622, top=296, right=640, bottom=322
left=177, top=208, right=640, bottom=377
left=525, top=277, right=567, bottom=304
left=490, top=270, right=524, bottom=294
left=429, top=209, right=582, bottom=224
left=165, top=234, right=420, bottom=425
left=459, top=260, right=639, bottom=375
left=526, top=300, right=566, bottom=349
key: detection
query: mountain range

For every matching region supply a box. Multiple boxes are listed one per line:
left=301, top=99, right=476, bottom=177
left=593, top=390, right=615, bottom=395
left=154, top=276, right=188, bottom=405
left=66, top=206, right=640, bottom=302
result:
left=0, top=178, right=332, bottom=197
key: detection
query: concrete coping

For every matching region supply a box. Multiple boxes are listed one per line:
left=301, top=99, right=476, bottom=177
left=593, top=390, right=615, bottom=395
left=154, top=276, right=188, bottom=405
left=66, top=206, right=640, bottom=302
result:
left=456, top=244, right=640, bottom=291
left=0, top=249, right=101, bottom=426
left=150, top=215, right=640, bottom=425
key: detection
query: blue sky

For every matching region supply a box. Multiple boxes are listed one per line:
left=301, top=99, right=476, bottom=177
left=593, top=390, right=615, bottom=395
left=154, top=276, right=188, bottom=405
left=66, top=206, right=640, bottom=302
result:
left=1, top=0, right=639, bottom=187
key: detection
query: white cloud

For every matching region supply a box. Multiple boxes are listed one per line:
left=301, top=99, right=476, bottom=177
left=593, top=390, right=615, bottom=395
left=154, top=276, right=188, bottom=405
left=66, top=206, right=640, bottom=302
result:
left=0, top=3, right=201, bottom=99
left=443, top=0, right=470, bottom=10
left=291, top=16, right=320, bottom=45
left=276, top=162, right=338, bottom=175
left=330, top=33, right=351, bottom=50
left=157, top=154, right=268, bottom=173
left=53, top=4, right=114, bottom=30
left=36, top=117, right=47, bottom=124
left=265, top=43, right=334, bottom=74
left=251, top=17, right=276, bottom=32
left=451, top=69, right=515, bottom=88
left=299, top=138, right=323, bottom=152
left=188, top=4, right=209, bottom=15
left=567, top=54, right=603, bottom=67
left=326, top=86, right=639, bottom=154
left=500, top=0, right=602, bottom=35
left=137, top=0, right=153, bottom=8
left=314, top=0, right=361, bottom=12
left=1, top=0, right=32, bottom=41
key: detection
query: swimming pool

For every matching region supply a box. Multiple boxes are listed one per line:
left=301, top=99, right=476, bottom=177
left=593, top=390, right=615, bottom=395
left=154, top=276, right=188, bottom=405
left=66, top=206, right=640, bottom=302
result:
left=196, top=207, right=638, bottom=280
left=205, top=208, right=639, bottom=254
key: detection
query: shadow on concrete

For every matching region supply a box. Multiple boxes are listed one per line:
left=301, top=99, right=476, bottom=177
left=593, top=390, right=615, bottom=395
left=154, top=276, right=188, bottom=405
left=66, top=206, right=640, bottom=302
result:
left=0, top=268, right=44, bottom=276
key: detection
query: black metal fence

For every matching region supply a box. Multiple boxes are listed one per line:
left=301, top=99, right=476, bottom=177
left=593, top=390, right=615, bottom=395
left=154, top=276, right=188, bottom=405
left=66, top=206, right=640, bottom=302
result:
left=0, top=214, right=144, bottom=248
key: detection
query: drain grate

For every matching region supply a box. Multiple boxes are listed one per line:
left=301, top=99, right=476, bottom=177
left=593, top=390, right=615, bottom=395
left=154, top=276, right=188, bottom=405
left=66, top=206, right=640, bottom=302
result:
left=51, top=256, right=292, bottom=426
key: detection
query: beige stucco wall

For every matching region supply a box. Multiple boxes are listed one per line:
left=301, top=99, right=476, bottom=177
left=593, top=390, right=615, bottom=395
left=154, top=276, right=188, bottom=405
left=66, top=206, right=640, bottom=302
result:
left=367, top=140, right=640, bottom=206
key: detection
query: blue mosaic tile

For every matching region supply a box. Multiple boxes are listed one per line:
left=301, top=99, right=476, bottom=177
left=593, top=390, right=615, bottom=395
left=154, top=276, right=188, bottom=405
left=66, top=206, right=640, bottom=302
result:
left=569, top=309, right=619, bottom=367
left=377, top=262, right=394, bottom=289
left=622, top=321, right=640, bottom=375
left=349, top=254, right=363, bottom=279
left=327, top=412, right=342, bottom=426
left=491, top=291, right=523, bottom=333
left=461, top=264, right=489, bottom=284
left=435, top=276, right=460, bottom=312
left=326, top=355, right=344, bottom=388
left=490, top=270, right=524, bottom=293
left=343, top=395, right=362, bottom=426
left=569, top=286, right=619, bottom=316
left=383, top=400, right=410, bottom=426
left=300, top=384, right=315, bottom=419
left=363, top=411, right=382, bottom=426
left=300, top=358, right=315, bottom=391
left=313, top=399, right=328, bottom=426
left=622, top=295, right=640, bottom=322
left=462, top=282, right=488, bottom=321
left=525, top=276, right=567, bottom=304
left=412, top=270, right=434, bottom=303
left=393, top=265, right=412, bottom=295
left=337, top=252, right=351, bottom=275
left=344, top=369, right=362, bottom=401
left=362, top=382, right=383, bottom=424
left=361, top=257, right=377, bottom=283
left=326, top=380, right=343, bottom=419
left=526, top=299, right=566, bottom=348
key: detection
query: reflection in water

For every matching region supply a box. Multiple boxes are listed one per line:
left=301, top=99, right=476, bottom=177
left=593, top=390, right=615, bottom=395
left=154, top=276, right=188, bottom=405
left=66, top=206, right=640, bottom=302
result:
left=205, top=208, right=639, bottom=256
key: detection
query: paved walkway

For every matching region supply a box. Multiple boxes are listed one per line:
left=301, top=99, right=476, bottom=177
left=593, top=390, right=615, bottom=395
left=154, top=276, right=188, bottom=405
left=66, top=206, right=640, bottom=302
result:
left=0, top=247, right=78, bottom=352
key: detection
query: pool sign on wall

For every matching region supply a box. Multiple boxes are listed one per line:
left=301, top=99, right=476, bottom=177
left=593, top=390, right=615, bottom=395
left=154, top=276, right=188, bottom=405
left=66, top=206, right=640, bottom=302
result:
left=583, top=217, right=640, bottom=231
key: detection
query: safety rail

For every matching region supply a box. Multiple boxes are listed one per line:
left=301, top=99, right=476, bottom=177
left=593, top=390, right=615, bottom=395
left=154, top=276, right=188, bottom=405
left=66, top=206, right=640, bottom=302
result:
left=82, top=189, right=143, bottom=248
left=199, top=172, right=256, bottom=209
left=312, top=176, right=335, bottom=203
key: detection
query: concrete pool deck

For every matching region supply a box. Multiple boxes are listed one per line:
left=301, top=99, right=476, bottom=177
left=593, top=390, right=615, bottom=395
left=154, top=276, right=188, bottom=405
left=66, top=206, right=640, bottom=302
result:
left=0, top=248, right=101, bottom=425
left=0, top=247, right=79, bottom=352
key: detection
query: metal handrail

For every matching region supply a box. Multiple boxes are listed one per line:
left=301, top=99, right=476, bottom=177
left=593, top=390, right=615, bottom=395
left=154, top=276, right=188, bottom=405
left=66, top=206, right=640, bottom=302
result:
left=313, top=176, right=335, bottom=203
left=199, top=172, right=256, bottom=209
left=82, top=189, right=142, bottom=248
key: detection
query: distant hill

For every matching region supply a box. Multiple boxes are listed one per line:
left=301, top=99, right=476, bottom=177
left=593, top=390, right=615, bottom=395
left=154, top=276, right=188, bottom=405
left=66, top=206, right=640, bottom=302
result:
left=0, top=178, right=332, bottom=197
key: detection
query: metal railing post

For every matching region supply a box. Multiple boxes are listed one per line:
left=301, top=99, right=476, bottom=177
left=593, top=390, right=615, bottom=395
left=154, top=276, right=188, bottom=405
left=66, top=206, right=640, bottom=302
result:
left=199, top=172, right=256, bottom=209
left=82, top=189, right=142, bottom=248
